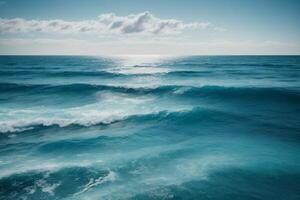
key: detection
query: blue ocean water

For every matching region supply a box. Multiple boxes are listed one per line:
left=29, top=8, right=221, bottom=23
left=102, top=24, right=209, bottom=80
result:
left=0, top=55, right=299, bottom=200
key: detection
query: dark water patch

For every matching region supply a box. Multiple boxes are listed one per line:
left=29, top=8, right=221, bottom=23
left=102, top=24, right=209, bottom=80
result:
left=48, top=70, right=123, bottom=77
left=130, top=169, right=300, bottom=200
left=0, top=83, right=100, bottom=107
left=166, top=70, right=214, bottom=77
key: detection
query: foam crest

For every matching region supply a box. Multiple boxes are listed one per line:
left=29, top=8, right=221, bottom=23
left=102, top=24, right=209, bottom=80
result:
left=75, top=170, right=117, bottom=195
left=0, top=92, right=190, bottom=133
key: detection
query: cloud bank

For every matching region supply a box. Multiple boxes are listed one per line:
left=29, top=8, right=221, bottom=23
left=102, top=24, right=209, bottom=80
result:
left=0, top=11, right=210, bottom=35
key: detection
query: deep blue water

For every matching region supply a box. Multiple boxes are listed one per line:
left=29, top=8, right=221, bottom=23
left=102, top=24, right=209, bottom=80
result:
left=0, top=55, right=299, bottom=200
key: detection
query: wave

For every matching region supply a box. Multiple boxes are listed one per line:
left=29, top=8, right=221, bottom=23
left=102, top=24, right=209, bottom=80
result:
left=0, top=145, right=234, bottom=200
left=0, top=70, right=126, bottom=78
left=106, top=66, right=170, bottom=75
left=177, top=63, right=297, bottom=67
left=1, top=82, right=299, bottom=134
left=177, top=85, right=300, bottom=101
left=1, top=82, right=299, bottom=100
left=166, top=70, right=213, bottom=77
left=0, top=65, right=171, bottom=77
left=1, top=103, right=230, bottom=134
left=1, top=102, right=297, bottom=135
left=0, top=88, right=190, bottom=133
left=45, top=70, right=125, bottom=77
left=0, top=83, right=125, bottom=95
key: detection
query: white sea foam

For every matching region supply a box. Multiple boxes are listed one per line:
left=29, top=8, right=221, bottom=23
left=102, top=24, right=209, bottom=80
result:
left=0, top=93, right=145, bottom=133
left=173, top=86, right=193, bottom=94
left=0, top=92, right=191, bottom=133
left=23, top=179, right=61, bottom=198
left=0, top=137, right=240, bottom=200
left=72, top=153, right=238, bottom=200
left=36, top=180, right=61, bottom=196
left=0, top=157, right=105, bottom=178
left=75, top=170, right=117, bottom=195
left=0, top=108, right=132, bottom=133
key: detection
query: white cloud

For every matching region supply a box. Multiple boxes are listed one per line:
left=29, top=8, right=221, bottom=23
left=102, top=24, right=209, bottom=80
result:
left=0, top=11, right=210, bottom=35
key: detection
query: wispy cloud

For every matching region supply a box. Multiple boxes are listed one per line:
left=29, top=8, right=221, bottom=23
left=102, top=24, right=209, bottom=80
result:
left=0, top=11, right=210, bottom=35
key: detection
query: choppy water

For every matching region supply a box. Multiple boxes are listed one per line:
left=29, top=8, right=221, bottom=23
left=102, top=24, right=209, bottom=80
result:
left=0, top=55, right=300, bottom=200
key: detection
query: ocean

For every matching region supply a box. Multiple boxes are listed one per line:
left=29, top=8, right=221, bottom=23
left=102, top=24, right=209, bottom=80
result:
left=0, top=55, right=299, bottom=200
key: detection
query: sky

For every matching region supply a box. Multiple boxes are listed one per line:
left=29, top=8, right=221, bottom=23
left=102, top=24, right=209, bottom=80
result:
left=0, top=0, right=299, bottom=55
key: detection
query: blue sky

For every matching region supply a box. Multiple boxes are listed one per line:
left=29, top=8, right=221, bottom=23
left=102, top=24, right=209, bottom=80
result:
left=0, top=0, right=299, bottom=55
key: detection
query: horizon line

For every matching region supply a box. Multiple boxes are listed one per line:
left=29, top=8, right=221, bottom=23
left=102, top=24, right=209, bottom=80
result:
left=0, top=54, right=300, bottom=57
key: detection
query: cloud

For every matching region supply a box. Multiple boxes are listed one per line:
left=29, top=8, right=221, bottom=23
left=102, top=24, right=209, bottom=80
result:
left=97, top=11, right=210, bottom=34
left=0, top=11, right=210, bottom=35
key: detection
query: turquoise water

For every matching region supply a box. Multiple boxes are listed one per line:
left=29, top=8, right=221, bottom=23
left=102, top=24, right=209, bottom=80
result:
left=0, top=55, right=299, bottom=200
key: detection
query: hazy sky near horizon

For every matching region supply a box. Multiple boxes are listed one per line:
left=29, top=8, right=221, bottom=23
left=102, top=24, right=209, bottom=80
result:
left=0, top=0, right=299, bottom=55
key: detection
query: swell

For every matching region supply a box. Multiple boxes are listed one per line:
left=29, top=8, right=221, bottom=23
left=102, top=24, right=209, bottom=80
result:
left=177, top=63, right=298, bottom=67
left=0, top=70, right=126, bottom=78
left=2, top=106, right=299, bottom=139
left=180, top=85, right=300, bottom=103
left=0, top=69, right=209, bottom=78
left=0, top=107, right=236, bottom=134
left=1, top=83, right=299, bottom=134
left=1, top=82, right=300, bottom=102
left=166, top=70, right=214, bottom=77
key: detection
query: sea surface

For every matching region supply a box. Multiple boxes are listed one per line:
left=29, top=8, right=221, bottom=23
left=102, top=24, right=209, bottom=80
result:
left=0, top=55, right=299, bottom=200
